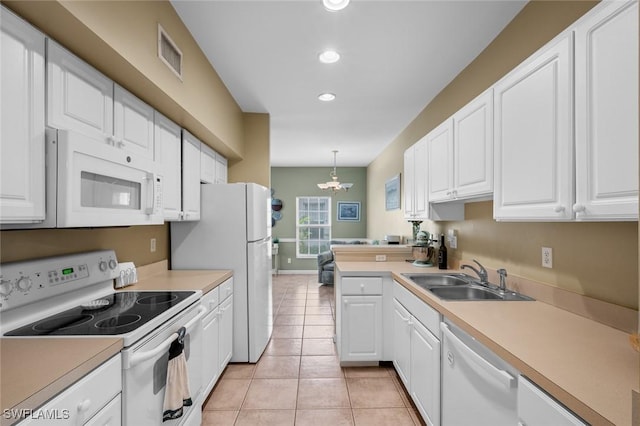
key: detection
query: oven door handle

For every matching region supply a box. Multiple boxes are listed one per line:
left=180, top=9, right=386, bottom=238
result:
left=124, top=305, right=207, bottom=369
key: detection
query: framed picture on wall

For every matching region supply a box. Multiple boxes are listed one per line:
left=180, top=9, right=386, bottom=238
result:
left=385, top=174, right=401, bottom=210
left=337, top=201, right=361, bottom=221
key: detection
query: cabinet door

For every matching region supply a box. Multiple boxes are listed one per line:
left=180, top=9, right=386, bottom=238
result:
left=494, top=33, right=573, bottom=221
left=427, top=119, right=454, bottom=202
left=413, top=138, right=429, bottom=218
left=200, top=143, right=216, bottom=184
left=0, top=8, right=46, bottom=223
left=392, top=299, right=412, bottom=388
left=219, top=294, right=234, bottom=371
left=181, top=130, right=201, bottom=221
left=454, top=89, right=493, bottom=199
left=403, top=147, right=416, bottom=219
left=410, top=318, right=441, bottom=426
left=574, top=0, right=638, bottom=220
left=341, top=295, right=383, bottom=362
left=154, top=112, right=182, bottom=221
left=47, top=40, right=113, bottom=142
left=215, top=153, right=228, bottom=184
left=202, top=306, right=220, bottom=396
left=114, top=84, right=155, bottom=160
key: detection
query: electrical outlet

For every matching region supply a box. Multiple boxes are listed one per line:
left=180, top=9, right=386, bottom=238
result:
left=375, top=254, right=387, bottom=262
left=542, top=247, right=553, bottom=268
left=287, top=258, right=292, bottom=264
left=150, top=238, right=157, bottom=253
left=447, top=229, right=458, bottom=249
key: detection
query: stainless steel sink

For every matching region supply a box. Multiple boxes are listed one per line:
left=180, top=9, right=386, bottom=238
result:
left=401, top=273, right=470, bottom=288
left=402, top=273, right=534, bottom=301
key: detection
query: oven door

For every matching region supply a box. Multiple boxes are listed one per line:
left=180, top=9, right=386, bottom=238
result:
left=121, top=302, right=205, bottom=426
left=56, top=129, right=163, bottom=227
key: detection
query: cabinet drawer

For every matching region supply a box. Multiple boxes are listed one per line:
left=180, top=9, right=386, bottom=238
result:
left=21, top=355, right=121, bottom=425
left=202, top=287, right=220, bottom=310
left=342, top=277, right=383, bottom=295
left=219, top=278, right=233, bottom=301
left=393, top=281, right=440, bottom=336
left=84, top=394, right=121, bottom=426
left=518, top=376, right=586, bottom=426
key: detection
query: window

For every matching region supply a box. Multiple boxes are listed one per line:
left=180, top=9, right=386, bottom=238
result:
left=296, top=196, right=331, bottom=258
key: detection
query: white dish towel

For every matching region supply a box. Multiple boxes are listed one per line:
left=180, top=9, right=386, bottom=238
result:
left=162, top=327, right=192, bottom=422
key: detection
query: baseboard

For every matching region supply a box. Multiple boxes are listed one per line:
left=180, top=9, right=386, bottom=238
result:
left=273, top=270, right=316, bottom=275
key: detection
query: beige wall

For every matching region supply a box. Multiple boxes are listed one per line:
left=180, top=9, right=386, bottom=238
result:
left=1, top=225, right=169, bottom=266
left=368, top=0, right=639, bottom=310
left=229, top=113, right=271, bottom=187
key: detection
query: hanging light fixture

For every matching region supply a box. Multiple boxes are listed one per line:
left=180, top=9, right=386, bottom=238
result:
left=317, top=150, right=353, bottom=193
left=323, top=0, right=350, bottom=12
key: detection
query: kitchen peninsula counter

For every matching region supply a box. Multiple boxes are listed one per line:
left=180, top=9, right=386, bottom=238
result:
left=337, top=261, right=638, bottom=426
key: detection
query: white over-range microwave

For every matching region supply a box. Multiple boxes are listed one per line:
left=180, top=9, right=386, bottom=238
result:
left=5, top=128, right=164, bottom=228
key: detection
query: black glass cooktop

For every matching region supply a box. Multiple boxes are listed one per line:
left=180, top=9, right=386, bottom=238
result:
left=5, top=291, right=195, bottom=336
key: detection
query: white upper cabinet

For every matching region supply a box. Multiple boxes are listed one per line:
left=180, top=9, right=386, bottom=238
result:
left=215, top=152, right=228, bottom=184
left=114, top=84, right=155, bottom=160
left=453, top=89, right=494, bottom=200
left=493, top=33, right=574, bottom=221
left=0, top=7, right=46, bottom=223
left=427, top=120, right=454, bottom=203
left=181, top=130, right=201, bottom=221
left=404, top=137, right=429, bottom=220
left=47, top=40, right=113, bottom=142
left=200, top=143, right=216, bottom=184
left=574, top=0, right=638, bottom=221
left=154, top=111, right=182, bottom=221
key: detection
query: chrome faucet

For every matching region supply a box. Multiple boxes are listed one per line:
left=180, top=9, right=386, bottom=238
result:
left=497, top=268, right=507, bottom=292
left=461, top=259, right=489, bottom=286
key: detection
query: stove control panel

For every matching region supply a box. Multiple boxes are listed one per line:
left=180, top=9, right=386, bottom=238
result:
left=0, top=250, right=118, bottom=313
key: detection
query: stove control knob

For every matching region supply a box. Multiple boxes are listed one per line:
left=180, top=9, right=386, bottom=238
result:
left=99, top=261, right=108, bottom=272
left=16, top=276, right=32, bottom=292
left=0, top=280, right=14, bottom=298
left=108, top=259, right=118, bottom=270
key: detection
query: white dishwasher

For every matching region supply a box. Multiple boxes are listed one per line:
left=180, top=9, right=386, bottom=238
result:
left=441, top=320, right=519, bottom=426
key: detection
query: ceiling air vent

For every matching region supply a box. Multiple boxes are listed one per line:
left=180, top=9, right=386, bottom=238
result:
left=158, top=24, right=183, bottom=80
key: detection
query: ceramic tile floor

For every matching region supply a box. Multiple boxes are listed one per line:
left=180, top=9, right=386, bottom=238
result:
left=202, top=274, right=425, bottom=426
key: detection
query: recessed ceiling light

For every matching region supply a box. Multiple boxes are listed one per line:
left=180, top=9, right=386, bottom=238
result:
left=319, top=50, right=340, bottom=64
left=318, top=93, right=336, bottom=102
left=323, top=0, right=350, bottom=12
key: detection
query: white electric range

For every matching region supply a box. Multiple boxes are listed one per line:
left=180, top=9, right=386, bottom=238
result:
left=1, top=250, right=205, bottom=426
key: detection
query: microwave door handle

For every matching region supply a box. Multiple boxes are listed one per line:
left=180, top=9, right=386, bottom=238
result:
left=123, top=305, right=207, bottom=369
left=144, top=172, right=155, bottom=215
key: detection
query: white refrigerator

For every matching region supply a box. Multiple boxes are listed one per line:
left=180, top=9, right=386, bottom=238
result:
left=171, top=183, right=273, bottom=363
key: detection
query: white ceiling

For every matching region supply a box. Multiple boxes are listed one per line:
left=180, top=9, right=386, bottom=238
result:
left=171, top=0, right=527, bottom=167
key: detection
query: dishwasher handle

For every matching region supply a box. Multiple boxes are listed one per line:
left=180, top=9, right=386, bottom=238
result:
left=124, top=305, right=207, bottom=369
left=440, top=322, right=515, bottom=390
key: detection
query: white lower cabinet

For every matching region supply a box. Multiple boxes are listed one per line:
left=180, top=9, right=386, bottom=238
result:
left=341, top=295, right=383, bottom=361
left=518, top=376, right=587, bottom=426
left=393, top=282, right=441, bottom=426
left=201, top=279, right=233, bottom=399
left=218, top=284, right=234, bottom=371
left=19, top=355, right=121, bottom=425
left=201, top=287, right=221, bottom=398
left=337, top=276, right=384, bottom=362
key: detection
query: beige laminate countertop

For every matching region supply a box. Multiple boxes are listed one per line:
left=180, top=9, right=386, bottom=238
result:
left=337, top=261, right=639, bottom=426
left=1, top=268, right=232, bottom=425
left=118, top=269, right=233, bottom=294
left=0, top=338, right=122, bottom=426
